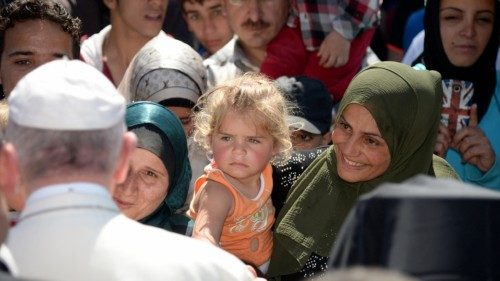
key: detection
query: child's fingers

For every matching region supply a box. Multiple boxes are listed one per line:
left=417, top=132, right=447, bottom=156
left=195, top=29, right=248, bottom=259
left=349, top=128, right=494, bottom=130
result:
left=317, top=51, right=328, bottom=67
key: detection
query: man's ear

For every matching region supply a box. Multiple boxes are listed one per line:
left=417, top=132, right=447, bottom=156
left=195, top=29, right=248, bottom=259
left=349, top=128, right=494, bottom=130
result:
left=322, top=131, right=332, bottom=145
left=102, top=0, right=117, bottom=10
left=0, top=142, right=22, bottom=210
left=112, top=132, right=137, bottom=186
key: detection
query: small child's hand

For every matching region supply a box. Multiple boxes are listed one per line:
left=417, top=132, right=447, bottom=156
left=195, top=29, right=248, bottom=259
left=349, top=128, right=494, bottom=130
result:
left=318, top=30, right=351, bottom=68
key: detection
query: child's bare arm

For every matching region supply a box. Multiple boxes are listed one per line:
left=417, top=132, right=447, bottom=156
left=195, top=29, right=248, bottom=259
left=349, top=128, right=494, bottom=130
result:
left=318, top=29, right=351, bottom=68
left=192, top=181, right=233, bottom=246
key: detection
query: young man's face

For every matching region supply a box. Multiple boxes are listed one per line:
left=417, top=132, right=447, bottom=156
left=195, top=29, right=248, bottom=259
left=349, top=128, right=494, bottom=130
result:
left=107, top=0, right=168, bottom=40
left=0, top=19, right=74, bottom=96
left=183, top=0, right=233, bottom=55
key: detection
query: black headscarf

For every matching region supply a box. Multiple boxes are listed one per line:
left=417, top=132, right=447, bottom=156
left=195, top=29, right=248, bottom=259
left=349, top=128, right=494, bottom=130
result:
left=416, top=0, right=500, bottom=121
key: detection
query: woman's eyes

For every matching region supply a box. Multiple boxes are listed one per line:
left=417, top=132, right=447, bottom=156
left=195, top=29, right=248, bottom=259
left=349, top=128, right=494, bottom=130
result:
left=220, top=136, right=231, bottom=141
left=441, top=13, right=460, bottom=21
left=441, top=13, right=494, bottom=24
left=337, top=121, right=350, bottom=131
left=145, top=170, right=158, bottom=178
left=138, top=170, right=160, bottom=185
left=477, top=16, right=494, bottom=24
left=364, top=136, right=380, bottom=146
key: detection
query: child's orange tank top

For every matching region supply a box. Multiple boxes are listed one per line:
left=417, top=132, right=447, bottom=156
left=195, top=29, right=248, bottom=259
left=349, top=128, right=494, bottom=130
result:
left=188, top=164, right=275, bottom=267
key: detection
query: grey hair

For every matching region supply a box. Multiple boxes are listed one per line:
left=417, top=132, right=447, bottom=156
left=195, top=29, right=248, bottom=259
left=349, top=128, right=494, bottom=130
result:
left=5, top=121, right=126, bottom=182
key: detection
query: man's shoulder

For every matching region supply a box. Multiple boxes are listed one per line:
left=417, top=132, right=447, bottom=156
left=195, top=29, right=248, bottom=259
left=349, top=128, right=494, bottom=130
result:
left=203, top=37, right=252, bottom=87
left=80, top=25, right=111, bottom=70
left=9, top=213, right=252, bottom=280
left=204, top=37, right=239, bottom=66
left=97, top=218, right=253, bottom=280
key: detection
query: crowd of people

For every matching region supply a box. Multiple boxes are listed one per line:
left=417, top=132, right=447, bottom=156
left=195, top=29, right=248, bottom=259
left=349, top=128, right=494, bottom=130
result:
left=0, top=0, right=499, bottom=280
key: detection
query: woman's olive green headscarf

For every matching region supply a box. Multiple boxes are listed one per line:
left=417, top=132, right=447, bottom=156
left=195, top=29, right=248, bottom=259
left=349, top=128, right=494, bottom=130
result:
left=126, top=101, right=192, bottom=233
left=267, top=61, right=443, bottom=278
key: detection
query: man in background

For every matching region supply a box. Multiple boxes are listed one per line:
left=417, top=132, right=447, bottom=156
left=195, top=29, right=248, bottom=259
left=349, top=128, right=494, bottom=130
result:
left=0, top=0, right=81, bottom=98
left=80, top=0, right=168, bottom=86
left=182, top=0, right=233, bottom=57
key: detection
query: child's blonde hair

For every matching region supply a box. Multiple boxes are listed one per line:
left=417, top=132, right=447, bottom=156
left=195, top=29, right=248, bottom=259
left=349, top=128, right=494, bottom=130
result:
left=193, top=73, right=293, bottom=162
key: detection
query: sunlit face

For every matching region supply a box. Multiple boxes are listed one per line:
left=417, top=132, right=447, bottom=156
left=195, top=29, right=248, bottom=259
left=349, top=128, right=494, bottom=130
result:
left=167, top=106, right=194, bottom=136
left=211, top=110, right=278, bottom=186
left=108, top=0, right=168, bottom=39
left=290, top=130, right=330, bottom=150
left=223, top=0, right=288, bottom=50
left=0, top=20, right=73, bottom=96
left=113, top=148, right=169, bottom=220
left=184, top=0, right=234, bottom=54
left=331, top=104, right=391, bottom=183
left=439, top=0, right=495, bottom=67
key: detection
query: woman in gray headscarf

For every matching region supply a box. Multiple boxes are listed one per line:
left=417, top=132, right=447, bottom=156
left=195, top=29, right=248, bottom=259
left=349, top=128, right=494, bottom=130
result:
left=118, top=33, right=208, bottom=210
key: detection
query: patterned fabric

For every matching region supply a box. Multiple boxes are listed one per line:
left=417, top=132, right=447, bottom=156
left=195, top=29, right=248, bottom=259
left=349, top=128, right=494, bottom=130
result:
left=287, top=0, right=380, bottom=51
left=133, top=69, right=200, bottom=103
left=118, top=32, right=206, bottom=103
left=441, top=79, right=473, bottom=139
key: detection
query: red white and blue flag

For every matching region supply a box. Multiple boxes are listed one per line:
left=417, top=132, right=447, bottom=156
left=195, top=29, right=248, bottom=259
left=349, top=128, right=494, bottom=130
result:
left=441, top=79, right=473, bottom=138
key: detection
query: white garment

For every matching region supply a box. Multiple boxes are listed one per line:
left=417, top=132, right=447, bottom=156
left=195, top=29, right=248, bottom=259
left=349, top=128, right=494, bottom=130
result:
left=204, top=36, right=258, bottom=88
left=7, top=183, right=253, bottom=281
left=0, top=245, right=18, bottom=276
left=80, top=25, right=111, bottom=72
left=402, top=30, right=500, bottom=70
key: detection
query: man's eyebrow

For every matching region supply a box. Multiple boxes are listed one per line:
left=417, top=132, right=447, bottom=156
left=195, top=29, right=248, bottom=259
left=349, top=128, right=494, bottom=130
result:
left=7, top=51, right=34, bottom=58
left=208, top=3, right=222, bottom=10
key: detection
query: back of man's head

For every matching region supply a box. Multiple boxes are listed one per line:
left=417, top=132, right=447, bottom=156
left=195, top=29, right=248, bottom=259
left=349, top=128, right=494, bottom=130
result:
left=5, top=59, right=128, bottom=189
left=0, top=0, right=81, bottom=57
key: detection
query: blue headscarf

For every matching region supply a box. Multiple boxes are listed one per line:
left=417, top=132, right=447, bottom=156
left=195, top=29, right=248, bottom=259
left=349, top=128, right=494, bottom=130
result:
left=126, top=101, right=192, bottom=234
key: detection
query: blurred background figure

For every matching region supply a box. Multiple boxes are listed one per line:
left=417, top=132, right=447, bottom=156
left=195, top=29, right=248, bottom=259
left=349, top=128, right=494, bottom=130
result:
left=113, top=102, right=192, bottom=235
left=275, top=76, right=334, bottom=151
left=405, top=0, right=500, bottom=189
left=204, top=0, right=289, bottom=87
left=260, top=0, right=380, bottom=103
left=80, top=0, right=168, bottom=86
left=0, top=0, right=81, bottom=98
left=330, top=176, right=500, bottom=281
left=181, top=0, right=233, bottom=57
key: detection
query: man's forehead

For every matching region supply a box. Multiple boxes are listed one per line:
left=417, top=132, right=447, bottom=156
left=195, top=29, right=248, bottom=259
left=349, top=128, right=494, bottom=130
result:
left=2, top=20, right=73, bottom=57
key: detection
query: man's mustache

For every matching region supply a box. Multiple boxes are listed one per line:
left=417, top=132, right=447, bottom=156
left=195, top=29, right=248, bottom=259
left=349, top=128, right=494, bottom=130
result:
left=242, top=20, right=270, bottom=29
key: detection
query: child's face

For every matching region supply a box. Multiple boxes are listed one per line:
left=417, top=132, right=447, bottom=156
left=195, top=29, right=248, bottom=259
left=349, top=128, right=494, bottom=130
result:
left=210, top=110, right=278, bottom=185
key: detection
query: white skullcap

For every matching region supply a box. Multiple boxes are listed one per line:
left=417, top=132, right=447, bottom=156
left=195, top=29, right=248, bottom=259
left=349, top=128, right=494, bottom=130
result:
left=8, top=59, right=125, bottom=130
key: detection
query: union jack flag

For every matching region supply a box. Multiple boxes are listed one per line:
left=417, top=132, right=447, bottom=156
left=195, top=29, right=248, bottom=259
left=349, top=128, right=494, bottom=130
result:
left=441, top=79, right=473, bottom=138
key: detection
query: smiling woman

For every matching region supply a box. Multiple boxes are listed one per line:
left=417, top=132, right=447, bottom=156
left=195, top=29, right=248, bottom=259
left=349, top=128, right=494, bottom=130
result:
left=113, top=101, right=192, bottom=235
left=266, top=61, right=459, bottom=280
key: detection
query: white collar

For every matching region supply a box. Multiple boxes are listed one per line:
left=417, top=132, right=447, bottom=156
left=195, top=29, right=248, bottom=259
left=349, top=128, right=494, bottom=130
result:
left=27, top=182, right=109, bottom=205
